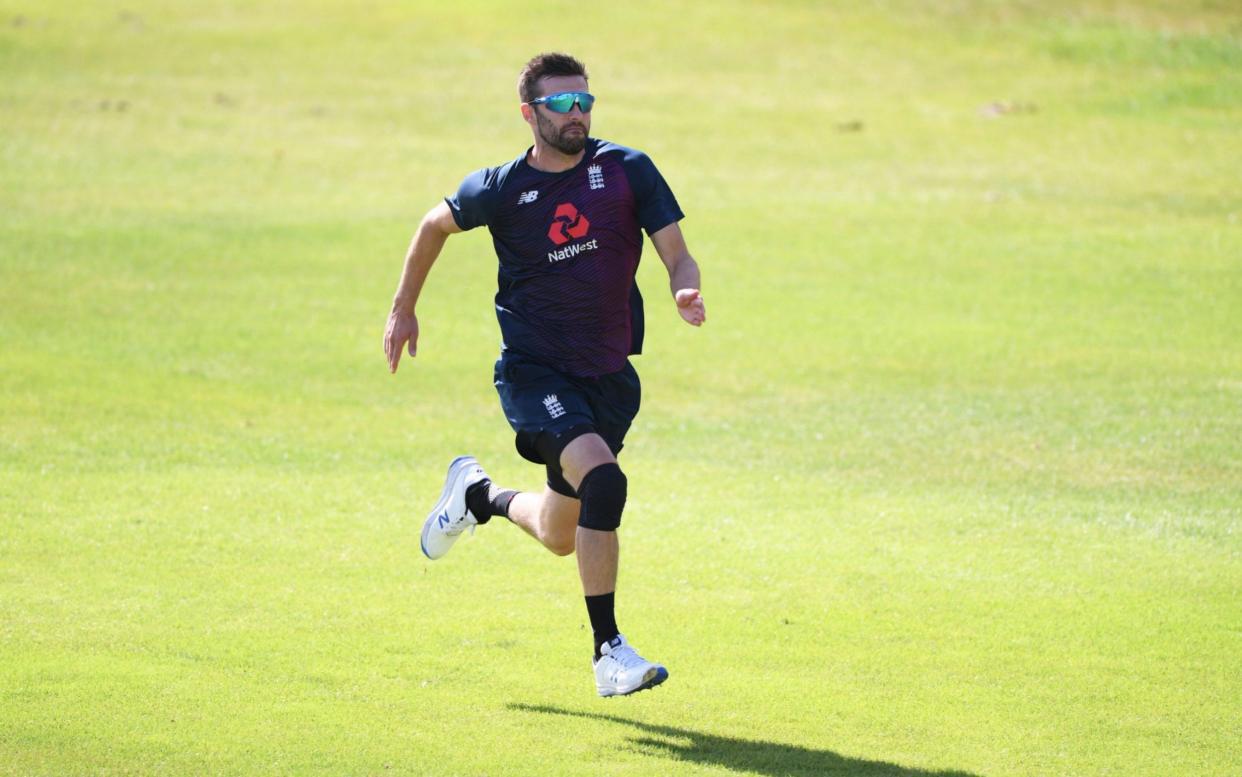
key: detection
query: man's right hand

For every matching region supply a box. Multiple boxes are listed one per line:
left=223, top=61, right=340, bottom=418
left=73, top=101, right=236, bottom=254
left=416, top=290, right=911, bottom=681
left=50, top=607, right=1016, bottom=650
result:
left=384, top=307, right=419, bottom=373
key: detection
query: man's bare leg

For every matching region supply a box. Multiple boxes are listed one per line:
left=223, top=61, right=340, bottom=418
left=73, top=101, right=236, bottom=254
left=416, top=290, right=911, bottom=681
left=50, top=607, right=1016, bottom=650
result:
left=574, top=528, right=618, bottom=596
left=473, top=441, right=619, bottom=650
left=506, top=487, right=579, bottom=556
left=558, top=434, right=621, bottom=598
left=555, top=432, right=666, bottom=694
left=484, top=435, right=618, bottom=583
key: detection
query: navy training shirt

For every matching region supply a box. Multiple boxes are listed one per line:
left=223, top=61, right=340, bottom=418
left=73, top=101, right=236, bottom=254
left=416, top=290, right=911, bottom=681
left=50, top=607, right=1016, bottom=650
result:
left=445, top=138, right=684, bottom=378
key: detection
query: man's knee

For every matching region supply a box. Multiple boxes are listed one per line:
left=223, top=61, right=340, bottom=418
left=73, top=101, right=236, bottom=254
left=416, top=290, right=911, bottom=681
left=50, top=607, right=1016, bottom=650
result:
left=577, top=463, right=627, bottom=532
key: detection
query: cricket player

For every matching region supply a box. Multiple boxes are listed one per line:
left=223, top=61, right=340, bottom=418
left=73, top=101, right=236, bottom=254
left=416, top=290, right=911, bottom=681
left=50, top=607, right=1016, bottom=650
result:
left=383, top=52, right=705, bottom=696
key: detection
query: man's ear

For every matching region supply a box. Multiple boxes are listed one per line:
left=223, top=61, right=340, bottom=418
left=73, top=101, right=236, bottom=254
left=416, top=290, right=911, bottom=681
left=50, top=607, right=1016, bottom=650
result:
left=520, top=103, right=534, bottom=124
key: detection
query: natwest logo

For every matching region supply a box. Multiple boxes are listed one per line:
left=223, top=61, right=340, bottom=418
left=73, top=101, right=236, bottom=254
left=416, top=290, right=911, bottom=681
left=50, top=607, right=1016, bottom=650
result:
left=547, top=202, right=590, bottom=246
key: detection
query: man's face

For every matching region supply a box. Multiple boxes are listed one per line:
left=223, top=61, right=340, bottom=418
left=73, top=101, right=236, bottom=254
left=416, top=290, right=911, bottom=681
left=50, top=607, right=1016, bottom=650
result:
left=525, top=74, right=591, bottom=155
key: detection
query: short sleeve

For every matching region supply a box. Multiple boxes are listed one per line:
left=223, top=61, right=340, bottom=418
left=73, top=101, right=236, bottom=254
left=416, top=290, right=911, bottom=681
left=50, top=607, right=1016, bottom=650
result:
left=445, top=167, right=498, bottom=231
left=623, top=152, right=684, bottom=235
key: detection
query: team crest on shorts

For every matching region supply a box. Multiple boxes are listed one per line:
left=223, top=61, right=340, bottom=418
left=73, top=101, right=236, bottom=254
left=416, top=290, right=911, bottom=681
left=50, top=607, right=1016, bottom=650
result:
left=543, top=394, right=566, bottom=419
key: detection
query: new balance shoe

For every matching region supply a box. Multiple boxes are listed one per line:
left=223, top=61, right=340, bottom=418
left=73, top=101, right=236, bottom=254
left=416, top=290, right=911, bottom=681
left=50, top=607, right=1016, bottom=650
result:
left=593, top=634, right=668, bottom=697
left=420, top=455, right=488, bottom=560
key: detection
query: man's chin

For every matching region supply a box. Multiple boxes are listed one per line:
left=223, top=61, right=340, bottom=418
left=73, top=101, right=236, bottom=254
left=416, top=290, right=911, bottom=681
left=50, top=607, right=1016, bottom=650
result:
left=553, top=135, right=587, bottom=155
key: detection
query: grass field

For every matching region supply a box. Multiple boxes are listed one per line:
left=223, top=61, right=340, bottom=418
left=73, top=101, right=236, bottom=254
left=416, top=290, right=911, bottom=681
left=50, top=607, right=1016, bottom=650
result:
left=2, top=1, right=1240, bottom=774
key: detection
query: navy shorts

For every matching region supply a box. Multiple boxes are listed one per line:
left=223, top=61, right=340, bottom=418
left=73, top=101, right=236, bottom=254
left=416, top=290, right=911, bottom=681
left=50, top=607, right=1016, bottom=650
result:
left=494, top=351, right=641, bottom=494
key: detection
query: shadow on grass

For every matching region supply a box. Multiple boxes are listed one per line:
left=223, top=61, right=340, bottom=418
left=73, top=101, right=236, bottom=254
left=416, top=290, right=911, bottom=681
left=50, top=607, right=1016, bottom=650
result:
left=509, top=703, right=981, bottom=777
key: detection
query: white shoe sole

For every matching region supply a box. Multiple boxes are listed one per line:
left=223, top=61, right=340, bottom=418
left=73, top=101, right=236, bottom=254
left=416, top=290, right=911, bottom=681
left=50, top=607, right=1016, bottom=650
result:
left=597, top=665, right=669, bottom=697
left=420, top=455, right=478, bottom=560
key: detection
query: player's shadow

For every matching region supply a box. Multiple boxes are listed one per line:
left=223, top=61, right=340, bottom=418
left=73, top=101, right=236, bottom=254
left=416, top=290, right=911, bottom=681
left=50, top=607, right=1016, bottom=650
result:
left=509, top=703, right=981, bottom=777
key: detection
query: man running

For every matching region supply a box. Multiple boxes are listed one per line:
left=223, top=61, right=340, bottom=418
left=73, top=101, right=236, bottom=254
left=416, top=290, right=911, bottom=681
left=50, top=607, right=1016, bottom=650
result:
left=383, top=52, right=705, bottom=697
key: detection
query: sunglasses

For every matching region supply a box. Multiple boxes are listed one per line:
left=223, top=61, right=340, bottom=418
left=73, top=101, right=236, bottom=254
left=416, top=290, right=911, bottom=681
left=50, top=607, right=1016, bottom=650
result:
left=528, top=91, right=595, bottom=114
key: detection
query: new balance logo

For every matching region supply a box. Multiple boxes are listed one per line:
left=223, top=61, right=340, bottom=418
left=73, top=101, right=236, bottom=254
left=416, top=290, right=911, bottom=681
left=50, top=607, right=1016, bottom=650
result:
left=517, top=190, right=539, bottom=204
left=437, top=512, right=450, bottom=528
left=543, top=394, right=566, bottom=419
left=587, top=164, right=605, bottom=190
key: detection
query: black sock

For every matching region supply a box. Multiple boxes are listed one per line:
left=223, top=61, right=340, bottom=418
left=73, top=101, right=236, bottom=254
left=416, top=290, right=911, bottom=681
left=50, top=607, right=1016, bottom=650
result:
left=464, top=479, right=518, bottom=525
left=584, top=592, right=619, bottom=659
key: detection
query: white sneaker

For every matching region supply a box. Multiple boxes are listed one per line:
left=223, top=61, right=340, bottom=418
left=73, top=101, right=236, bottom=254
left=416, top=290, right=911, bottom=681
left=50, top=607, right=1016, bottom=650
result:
left=420, top=455, right=487, bottom=560
left=593, top=634, right=668, bottom=697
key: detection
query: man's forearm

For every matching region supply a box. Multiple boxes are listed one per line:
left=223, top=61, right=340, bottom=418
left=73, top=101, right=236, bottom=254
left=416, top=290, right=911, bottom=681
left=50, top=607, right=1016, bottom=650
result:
left=667, top=252, right=701, bottom=296
left=392, top=216, right=452, bottom=313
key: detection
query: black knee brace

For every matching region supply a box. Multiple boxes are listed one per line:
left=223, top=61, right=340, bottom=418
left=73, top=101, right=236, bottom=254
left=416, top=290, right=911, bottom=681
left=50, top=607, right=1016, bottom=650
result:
left=577, top=463, right=627, bottom=531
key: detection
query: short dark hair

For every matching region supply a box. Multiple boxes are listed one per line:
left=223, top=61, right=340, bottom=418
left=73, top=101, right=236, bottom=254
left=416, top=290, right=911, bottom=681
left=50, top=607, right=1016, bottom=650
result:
left=518, top=52, right=588, bottom=103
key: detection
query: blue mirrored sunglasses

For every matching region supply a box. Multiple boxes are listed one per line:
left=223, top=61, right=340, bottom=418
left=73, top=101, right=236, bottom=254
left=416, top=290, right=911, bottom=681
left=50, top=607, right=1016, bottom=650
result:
left=528, top=91, right=595, bottom=114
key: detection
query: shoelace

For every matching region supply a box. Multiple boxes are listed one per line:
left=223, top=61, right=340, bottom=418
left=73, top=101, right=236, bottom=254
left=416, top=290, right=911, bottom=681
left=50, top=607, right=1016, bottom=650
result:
left=607, top=644, right=647, bottom=671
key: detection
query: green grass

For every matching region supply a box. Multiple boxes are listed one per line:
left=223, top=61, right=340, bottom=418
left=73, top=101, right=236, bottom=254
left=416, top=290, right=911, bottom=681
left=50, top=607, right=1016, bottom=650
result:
left=2, top=1, right=1240, bottom=774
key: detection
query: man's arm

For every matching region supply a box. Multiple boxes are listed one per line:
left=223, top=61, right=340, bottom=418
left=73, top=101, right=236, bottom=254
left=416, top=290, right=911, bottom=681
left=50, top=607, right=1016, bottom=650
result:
left=650, top=222, right=705, bottom=327
left=384, top=201, right=463, bottom=373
